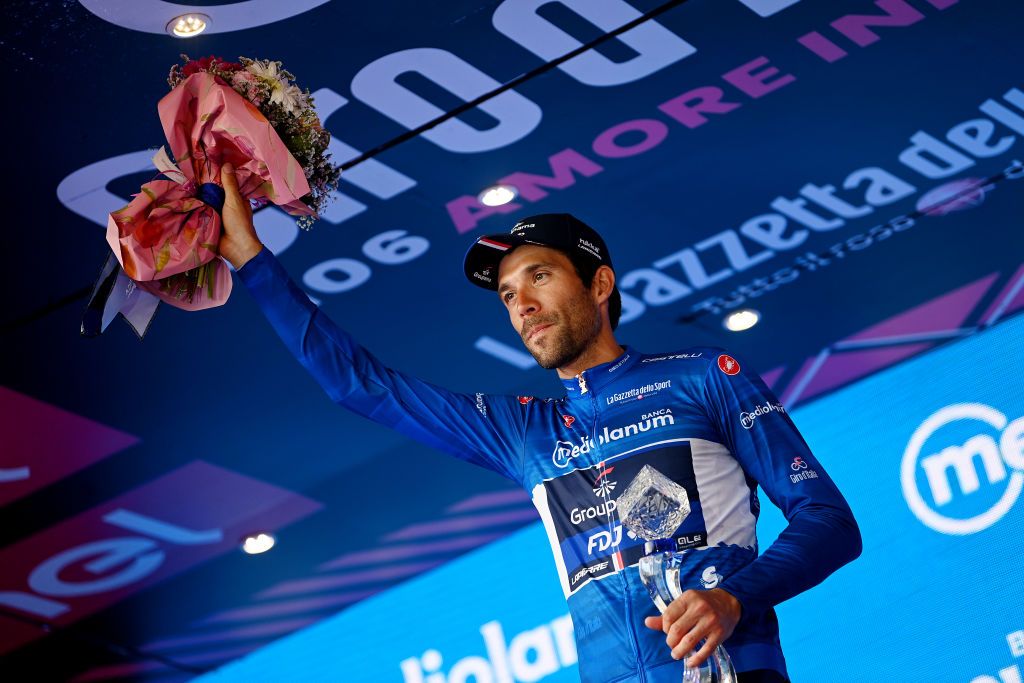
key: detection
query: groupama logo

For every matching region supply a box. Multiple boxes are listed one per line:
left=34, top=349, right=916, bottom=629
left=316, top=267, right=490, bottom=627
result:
left=901, top=403, right=1024, bottom=535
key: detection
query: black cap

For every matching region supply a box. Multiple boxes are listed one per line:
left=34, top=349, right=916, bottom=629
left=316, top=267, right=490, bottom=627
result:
left=463, top=213, right=612, bottom=290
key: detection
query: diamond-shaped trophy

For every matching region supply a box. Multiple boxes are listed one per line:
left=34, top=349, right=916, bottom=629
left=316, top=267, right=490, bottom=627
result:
left=617, top=465, right=737, bottom=683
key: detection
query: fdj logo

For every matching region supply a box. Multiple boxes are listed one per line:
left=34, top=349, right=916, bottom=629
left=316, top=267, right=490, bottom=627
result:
left=901, top=403, right=1024, bottom=535
left=586, top=525, right=622, bottom=555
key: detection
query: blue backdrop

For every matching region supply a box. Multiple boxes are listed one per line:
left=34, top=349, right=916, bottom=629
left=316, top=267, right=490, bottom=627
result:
left=198, top=312, right=1024, bottom=682
left=2, top=1, right=1023, bottom=679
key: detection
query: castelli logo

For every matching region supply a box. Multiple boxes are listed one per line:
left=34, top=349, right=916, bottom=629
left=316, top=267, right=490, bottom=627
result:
left=718, top=354, right=741, bottom=376
left=562, top=415, right=575, bottom=428
left=518, top=396, right=534, bottom=405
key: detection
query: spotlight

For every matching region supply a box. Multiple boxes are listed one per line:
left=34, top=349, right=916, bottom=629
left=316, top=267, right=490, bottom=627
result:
left=241, top=532, right=276, bottom=555
left=723, top=309, right=760, bottom=332
left=478, top=185, right=518, bottom=207
left=167, top=14, right=209, bottom=38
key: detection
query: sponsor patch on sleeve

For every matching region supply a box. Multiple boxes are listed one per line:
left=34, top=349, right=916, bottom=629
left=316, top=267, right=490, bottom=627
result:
left=717, top=354, right=741, bottom=376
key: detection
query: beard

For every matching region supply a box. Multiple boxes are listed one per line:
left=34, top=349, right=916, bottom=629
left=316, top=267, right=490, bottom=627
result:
left=520, top=290, right=602, bottom=370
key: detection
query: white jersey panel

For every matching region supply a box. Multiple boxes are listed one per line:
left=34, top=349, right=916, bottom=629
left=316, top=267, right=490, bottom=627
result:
left=690, top=438, right=757, bottom=549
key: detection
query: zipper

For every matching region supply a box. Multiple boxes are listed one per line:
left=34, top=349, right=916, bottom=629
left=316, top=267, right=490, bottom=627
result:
left=620, top=569, right=647, bottom=682
left=588, top=376, right=646, bottom=683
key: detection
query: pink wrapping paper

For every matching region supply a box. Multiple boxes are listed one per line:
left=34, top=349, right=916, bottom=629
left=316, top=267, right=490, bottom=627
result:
left=106, top=72, right=313, bottom=310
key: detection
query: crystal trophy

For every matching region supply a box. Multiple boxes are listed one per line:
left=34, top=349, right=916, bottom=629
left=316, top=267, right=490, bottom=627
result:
left=617, top=465, right=737, bottom=683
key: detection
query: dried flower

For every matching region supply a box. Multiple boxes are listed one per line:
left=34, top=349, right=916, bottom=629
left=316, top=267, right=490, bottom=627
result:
left=168, top=54, right=340, bottom=229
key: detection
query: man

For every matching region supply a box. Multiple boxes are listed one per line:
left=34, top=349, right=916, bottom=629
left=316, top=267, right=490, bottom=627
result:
left=218, top=164, right=861, bottom=683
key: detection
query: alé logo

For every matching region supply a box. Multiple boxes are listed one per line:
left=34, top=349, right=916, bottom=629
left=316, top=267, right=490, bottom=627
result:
left=901, top=403, right=1024, bottom=535
left=400, top=616, right=577, bottom=683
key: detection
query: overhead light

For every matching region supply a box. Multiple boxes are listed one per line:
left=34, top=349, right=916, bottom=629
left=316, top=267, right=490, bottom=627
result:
left=167, top=13, right=209, bottom=38
left=723, top=308, right=760, bottom=332
left=478, top=185, right=518, bottom=207
left=241, top=532, right=276, bottom=555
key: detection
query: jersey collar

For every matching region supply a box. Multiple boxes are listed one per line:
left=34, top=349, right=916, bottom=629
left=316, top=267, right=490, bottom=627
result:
left=559, top=346, right=639, bottom=400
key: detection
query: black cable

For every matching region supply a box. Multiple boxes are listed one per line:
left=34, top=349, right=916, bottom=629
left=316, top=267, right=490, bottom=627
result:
left=1, top=285, right=92, bottom=336
left=2, top=1, right=694, bottom=672
left=339, top=0, right=691, bottom=171
left=3, top=0, right=692, bottom=334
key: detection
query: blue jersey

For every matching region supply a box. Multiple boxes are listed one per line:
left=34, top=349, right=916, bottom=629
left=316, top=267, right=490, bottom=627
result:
left=238, top=248, right=861, bottom=683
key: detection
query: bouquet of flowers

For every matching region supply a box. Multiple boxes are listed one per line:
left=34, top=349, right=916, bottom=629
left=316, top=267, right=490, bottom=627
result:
left=82, top=55, right=340, bottom=338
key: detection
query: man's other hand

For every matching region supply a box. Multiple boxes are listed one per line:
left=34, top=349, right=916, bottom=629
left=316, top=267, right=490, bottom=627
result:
left=218, top=163, right=264, bottom=270
left=643, top=588, right=741, bottom=668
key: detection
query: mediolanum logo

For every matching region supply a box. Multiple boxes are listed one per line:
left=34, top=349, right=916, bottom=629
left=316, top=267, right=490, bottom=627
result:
left=901, top=403, right=1024, bottom=535
left=551, top=413, right=675, bottom=468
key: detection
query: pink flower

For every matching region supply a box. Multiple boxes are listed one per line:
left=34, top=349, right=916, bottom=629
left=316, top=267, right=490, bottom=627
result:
left=182, top=56, right=244, bottom=77
left=182, top=56, right=216, bottom=77
left=231, top=70, right=258, bottom=88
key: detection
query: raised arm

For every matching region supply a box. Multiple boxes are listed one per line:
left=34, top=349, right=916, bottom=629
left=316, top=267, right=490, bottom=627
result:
left=217, top=164, right=526, bottom=482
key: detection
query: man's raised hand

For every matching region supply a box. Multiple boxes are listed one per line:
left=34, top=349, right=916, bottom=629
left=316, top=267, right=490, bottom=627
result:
left=218, top=163, right=264, bottom=270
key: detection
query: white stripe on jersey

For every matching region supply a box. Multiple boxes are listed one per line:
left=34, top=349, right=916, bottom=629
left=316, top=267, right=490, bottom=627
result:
left=690, top=438, right=758, bottom=549
left=531, top=483, right=572, bottom=599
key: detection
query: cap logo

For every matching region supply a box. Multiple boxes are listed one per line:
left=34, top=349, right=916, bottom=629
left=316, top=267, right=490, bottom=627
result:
left=479, top=237, right=511, bottom=252
left=512, top=223, right=535, bottom=233
left=577, top=237, right=602, bottom=260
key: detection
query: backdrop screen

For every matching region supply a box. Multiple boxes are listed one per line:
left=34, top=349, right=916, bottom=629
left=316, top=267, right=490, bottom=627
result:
left=200, top=315, right=1024, bottom=682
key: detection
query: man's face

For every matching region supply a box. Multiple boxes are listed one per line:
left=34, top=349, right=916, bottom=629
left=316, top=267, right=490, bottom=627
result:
left=497, top=245, right=601, bottom=370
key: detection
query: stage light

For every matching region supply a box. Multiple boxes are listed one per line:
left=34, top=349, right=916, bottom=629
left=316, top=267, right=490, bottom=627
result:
left=478, top=185, right=518, bottom=207
left=241, top=532, right=276, bottom=554
left=167, top=14, right=209, bottom=38
left=724, top=309, right=760, bottom=332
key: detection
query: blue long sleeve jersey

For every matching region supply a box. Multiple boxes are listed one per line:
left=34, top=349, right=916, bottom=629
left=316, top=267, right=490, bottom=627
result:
left=238, top=248, right=861, bottom=683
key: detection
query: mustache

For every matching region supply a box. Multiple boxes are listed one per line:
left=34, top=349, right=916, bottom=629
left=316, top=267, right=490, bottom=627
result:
left=522, top=315, right=558, bottom=340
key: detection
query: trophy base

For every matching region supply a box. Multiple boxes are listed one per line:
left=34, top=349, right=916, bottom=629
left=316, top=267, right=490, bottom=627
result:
left=638, top=550, right=738, bottom=683
left=679, top=645, right=736, bottom=683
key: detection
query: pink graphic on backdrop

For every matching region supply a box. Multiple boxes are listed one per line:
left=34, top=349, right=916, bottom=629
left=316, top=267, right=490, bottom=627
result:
left=0, top=461, right=320, bottom=655
left=916, top=178, right=988, bottom=216
left=319, top=532, right=507, bottom=570
left=794, top=344, right=933, bottom=403
left=759, top=367, right=786, bottom=391
left=0, top=387, right=140, bottom=506
left=446, top=489, right=530, bottom=513
left=384, top=507, right=539, bottom=541
left=980, top=264, right=1024, bottom=325
left=257, top=561, right=438, bottom=599
left=845, top=273, right=997, bottom=342
left=203, top=590, right=379, bottom=624
left=143, top=616, right=318, bottom=652
left=790, top=273, right=998, bottom=404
